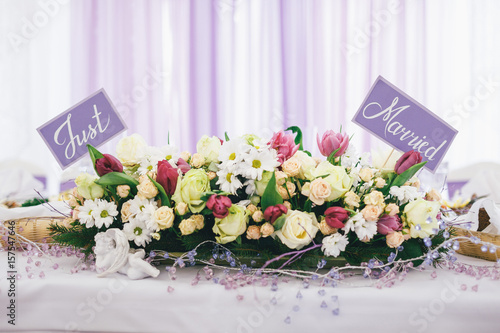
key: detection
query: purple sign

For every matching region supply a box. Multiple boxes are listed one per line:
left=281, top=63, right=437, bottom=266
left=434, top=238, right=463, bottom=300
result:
left=353, top=76, right=457, bottom=172
left=37, top=89, right=127, bottom=169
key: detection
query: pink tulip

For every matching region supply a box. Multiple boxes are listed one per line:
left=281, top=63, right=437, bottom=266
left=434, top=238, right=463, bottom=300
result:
left=268, top=131, right=300, bottom=164
left=206, top=194, right=232, bottom=219
left=394, top=150, right=422, bottom=174
left=324, top=206, right=349, bottom=228
left=317, top=130, right=349, bottom=157
left=176, top=158, right=191, bottom=174
left=156, top=160, right=179, bottom=195
left=377, top=215, right=402, bottom=235
left=95, top=154, right=123, bottom=176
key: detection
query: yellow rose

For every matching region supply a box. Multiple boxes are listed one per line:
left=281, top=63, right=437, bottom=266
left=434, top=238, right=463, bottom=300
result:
left=308, top=162, right=352, bottom=201
left=154, top=206, right=175, bottom=230
left=196, top=135, right=221, bottom=164
left=404, top=198, right=440, bottom=238
left=172, top=169, right=210, bottom=213
left=274, top=210, right=319, bottom=249
left=75, top=173, right=104, bottom=199
left=213, top=205, right=249, bottom=244
left=115, top=134, right=147, bottom=165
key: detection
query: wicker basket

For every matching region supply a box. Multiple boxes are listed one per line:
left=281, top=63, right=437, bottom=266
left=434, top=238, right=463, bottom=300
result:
left=1, top=217, right=66, bottom=248
left=455, top=227, right=500, bottom=261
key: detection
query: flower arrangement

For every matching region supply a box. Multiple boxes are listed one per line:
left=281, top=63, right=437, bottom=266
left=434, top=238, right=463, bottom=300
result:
left=50, top=127, right=447, bottom=270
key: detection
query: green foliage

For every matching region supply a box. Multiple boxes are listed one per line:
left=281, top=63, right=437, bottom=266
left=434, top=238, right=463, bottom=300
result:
left=391, top=161, right=427, bottom=188
left=148, top=176, right=171, bottom=207
left=21, top=198, right=47, bottom=207
left=87, top=144, right=104, bottom=175
left=285, top=126, right=303, bottom=150
left=95, top=172, right=139, bottom=188
left=49, top=221, right=98, bottom=257
left=261, top=172, right=283, bottom=211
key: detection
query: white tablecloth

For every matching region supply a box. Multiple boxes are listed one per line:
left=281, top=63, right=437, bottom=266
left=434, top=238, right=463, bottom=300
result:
left=0, top=251, right=499, bottom=333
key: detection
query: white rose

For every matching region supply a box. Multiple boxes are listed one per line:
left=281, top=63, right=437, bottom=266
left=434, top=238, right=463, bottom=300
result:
left=274, top=210, right=319, bottom=249
left=196, top=135, right=222, bottom=163
left=116, top=134, right=147, bottom=165
left=404, top=198, right=440, bottom=239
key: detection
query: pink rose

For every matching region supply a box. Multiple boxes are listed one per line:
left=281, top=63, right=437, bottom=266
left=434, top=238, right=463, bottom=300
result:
left=394, top=150, right=422, bottom=174
left=263, top=204, right=288, bottom=223
left=156, top=160, right=179, bottom=195
left=324, top=206, right=349, bottom=228
left=268, top=131, right=300, bottom=164
left=95, top=154, right=123, bottom=176
left=206, top=194, right=232, bottom=219
left=377, top=214, right=402, bottom=235
left=176, top=158, right=191, bottom=174
left=316, top=130, right=349, bottom=157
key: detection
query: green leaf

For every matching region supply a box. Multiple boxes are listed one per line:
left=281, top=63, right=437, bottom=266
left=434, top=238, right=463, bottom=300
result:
left=148, top=176, right=171, bottom=207
left=396, top=238, right=424, bottom=267
left=273, top=215, right=286, bottom=231
left=381, top=172, right=397, bottom=196
left=285, top=126, right=303, bottom=150
left=87, top=144, right=104, bottom=175
left=261, top=172, right=283, bottom=211
left=327, top=147, right=341, bottom=165
left=303, top=199, right=312, bottom=213
left=95, top=172, right=139, bottom=187
left=225, top=132, right=230, bottom=141
left=391, top=161, right=427, bottom=188
left=200, top=192, right=216, bottom=202
left=235, top=235, right=242, bottom=245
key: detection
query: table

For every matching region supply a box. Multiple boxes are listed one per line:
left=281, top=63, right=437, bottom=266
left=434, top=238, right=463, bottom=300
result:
left=1, top=251, right=499, bottom=333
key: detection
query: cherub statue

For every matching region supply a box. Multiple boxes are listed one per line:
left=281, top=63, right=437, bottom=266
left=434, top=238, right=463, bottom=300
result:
left=94, top=229, right=160, bottom=280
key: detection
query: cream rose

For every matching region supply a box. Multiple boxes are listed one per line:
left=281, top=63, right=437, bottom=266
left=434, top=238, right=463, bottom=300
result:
left=154, top=206, right=175, bottom=230
left=425, top=189, right=442, bottom=202
left=190, top=153, right=205, bottom=168
left=246, top=225, right=261, bottom=240
left=274, top=210, right=319, bottom=249
left=404, top=198, right=440, bottom=238
left=252, top=210, right=264, bottom=223
left=117, top=185, right=131, bottom=198
left=116, top=134, right=147, bottom=165
left=302, top=178, right=332, bottom=206
left=246, top=204, right=258, bottom=215
left=191, top=214, right=205, bottom=230
left=364, top=190, right=385, bottom=207
left=361, top=204, right=382, bottom=222
left=179, top=218, right=197, bottom=235
left=375, top=177, right=386, bottom=188
left=260, top=222, right=274, bottom=237
left=180, top=151, right=191, bottom=161
left=359, top=168, right=374, bottom=182
left=121, top=201, right=133, bottom=222
left=175, top=202, right=188, bottom=215
left=282, top=157, right=301, bottom=177
left=344, top=191, right=360, bottom=208
left=196, top=135, right=221, bottom=164
left=275, top=171, right=287, bottom=186
left=212, top=205, right=249, bottom=244
left=278, top=182, right=296, bottom=200
left=293, top=151, right=317, bottom=179
left=385, top=203, right=400, bottom=216
left=137, top=178, right=159, bottom=199
left=307, top=162, right=352, bottom=201
left=386, top=231, right=405, bottom=248
left=171, top=169, right=210, bottom=213
left=319, top=218, right=337, bottom=236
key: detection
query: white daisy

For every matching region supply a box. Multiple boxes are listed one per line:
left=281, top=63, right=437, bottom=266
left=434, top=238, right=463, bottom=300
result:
left=123, top=217, right=153, bottom=247
left=239, top=147, right=279, bottom=181
left=128, top=196, right=157, bottom=216
left=78, top=199, right=98, bottom=228
left=218, top=138, right=248, bottom=170
left=322, top=233, right=349, bottom=257
left=156, top=145, right=179, bottom=167
left=92, top=199, right=118, bottom=229
left=216, top=167, right=243, bottom=194
left=353, top=216, right=377, bottom=242
left=389, top=185, right=419, bottom=204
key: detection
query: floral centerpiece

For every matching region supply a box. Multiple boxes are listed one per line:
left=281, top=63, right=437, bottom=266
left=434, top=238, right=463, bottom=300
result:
left=50, top=127, right=446, bottom=273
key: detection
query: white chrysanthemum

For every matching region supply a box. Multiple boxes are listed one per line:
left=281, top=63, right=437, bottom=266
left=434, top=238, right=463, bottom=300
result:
left=244, top=179, right=256, bottom=195
left=128, top=196, right=156, bottom=216
left=136, top=146, right=162, bottom=174
left=92, top=199, right=118, bottom=228
left=340, top=145, right=359, bottom=169
left=218, top=138, right=248, bottom=170
left=123, top=217, right=153, bottom=247
left=142, top=204, right=161, bottom=231
left=342, top=212, right=361, bottom=233
left=322, top=233, right=349, bottom=257
left=353, top=215, right=377, bottom=241
left=216, top=167, right=243, bottom=194
left=78, top=199, right=98, bottom=228
left=156, top=145, right=179, bottom=167
left=389, top=185, right=419, bottom=204
left=239, top=147, right=279, bottom=181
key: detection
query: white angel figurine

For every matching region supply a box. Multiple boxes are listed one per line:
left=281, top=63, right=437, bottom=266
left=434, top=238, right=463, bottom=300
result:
left=94, top=229, right=160, bottom=280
